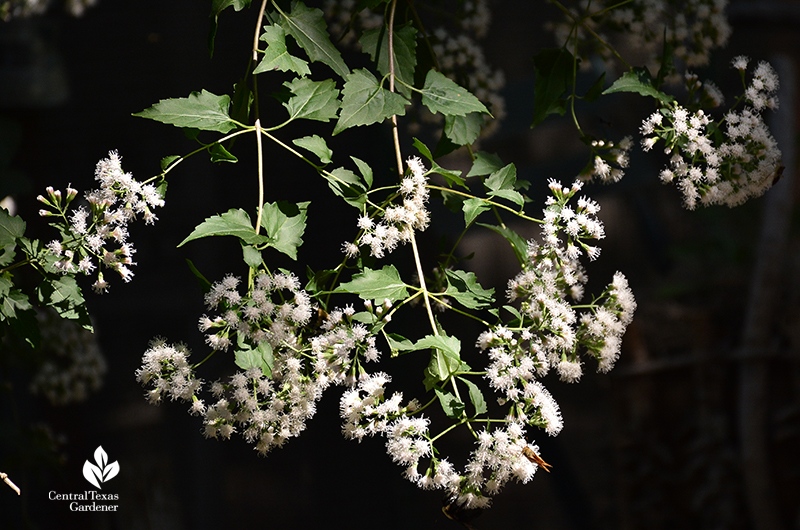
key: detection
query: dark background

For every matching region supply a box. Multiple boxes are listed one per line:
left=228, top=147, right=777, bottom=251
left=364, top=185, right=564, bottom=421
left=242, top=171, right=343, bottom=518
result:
left=1, top=1, right=799, bottom=528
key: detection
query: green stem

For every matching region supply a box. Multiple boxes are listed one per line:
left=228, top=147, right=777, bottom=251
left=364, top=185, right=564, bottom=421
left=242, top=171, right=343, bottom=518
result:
left=427, top=185, right=543, bottom=223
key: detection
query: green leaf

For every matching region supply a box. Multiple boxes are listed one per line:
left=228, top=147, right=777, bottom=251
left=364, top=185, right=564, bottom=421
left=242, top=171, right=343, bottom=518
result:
left=443, top=112, right=483, bottom=146
left=241, top=244, right=263, bottom=268
left=255, top=24, right=311, bottom=76
left=411, top=138, right=466, bottom=189
left=36, top=275, right=91, bottom=330
left=336, top=264, right=408, bottom=302
left=209, top=0, right=251, bottom=57
left=477, top=223, right=528, bottom=265
left=467, top=151, right=504, bottom=177
left=292, top=135, right=332, bottom=164
left=334, top=69, right=409, bottom=135
left=0, top=206, right=25, bottom=246
left=603, top=67, right=675, bottom=105
left=531, top=48, right=574, bottom=127
left=160, top=155, right=180, bottom=172
left=359, top=22, right=417, bottom=98
left=584, top=71, right=606, bottom=103
left=209, top=143, right=238, bottom=163
left=485, top=164, right=516, bottom=192
left=0, top=207, right=24, bottom=266
left=283, top=77, right=340, bottom=122
left=186, top=259, right=212, bottom=293
left=485, top=164, right=524, bottom=206
left=278, top=1, right=349, bottom=78
left=0, top=277, right=31, bottom=320
left=458, top=376, right=487, bottom=416
left=351, top=157, right=373, bottom=188
left=235, top=337, right=274, bottom=377
left=435, top=388, right=465, bottom=419
left=420, top=70, right=489, bottom=116
left=462, top=197, right=490, bottom=226
left=444, top=269, right=495, bottom=309
left=385, top=332, right=415, bottom=357
left=133, top=90, right=237, bottom=133
left=260, top=201, right=309, bottom=260
left=324, top=167, right=367, bottom=208
left=230, top=77, right=253, bottom=124
left=415, top=334, right=462, bottom=359
left=178, top=209, right=269, bottom=247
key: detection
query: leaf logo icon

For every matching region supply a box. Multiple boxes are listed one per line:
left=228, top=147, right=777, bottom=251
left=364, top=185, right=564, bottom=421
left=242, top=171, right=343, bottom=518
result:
left=82, top=446, right=119, bottom=489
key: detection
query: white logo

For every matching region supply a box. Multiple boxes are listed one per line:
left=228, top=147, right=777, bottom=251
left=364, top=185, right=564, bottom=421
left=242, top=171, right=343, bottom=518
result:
left=82, top=446, right=119, bottom=489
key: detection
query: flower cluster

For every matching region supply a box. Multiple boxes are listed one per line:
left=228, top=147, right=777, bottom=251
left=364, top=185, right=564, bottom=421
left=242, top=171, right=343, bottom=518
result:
left=199, top=271, right=312, bottom=351
left=140, top=267, right=393, bottom=453
left=29, top=309, right=106, bottom=406
left=345, top=156, right=430, bottom=259
left=548, top=0, right=731, bottom=72
left=477, top=180, right=635, bottom=429
left=581, top=136, right=634, bottom=183
left=38, top=150, right=164, bottom=293
left=640, top=58, right=782, bottom=209
left=135, top=339, right=200, bottom=404
left=338, top=373, right=548, bottom=509
left=202, top=354, right=330, bottom=454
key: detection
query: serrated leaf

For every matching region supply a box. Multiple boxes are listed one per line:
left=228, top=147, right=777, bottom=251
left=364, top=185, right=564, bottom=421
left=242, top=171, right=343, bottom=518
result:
left=420, top=70, right=488, bottom=116
left=235, top=337, right=274, bottom=377
left=488, top=189, right=524, bottom=206
left=584, top=71, right=606, bottom=103
left=485, top=164, right=516, bottom=192
left=603, top=67, right=675, bottom=105
left=241, top=244, right=263, bottom=268
left=359, top=22, right=417, bottom=98
left=36, top=275, right=91, bottom=330
left=283, top=77, right=340, bottom=122
left=415, top=334, right=462, bottom=358
left=133, top=90, right=237, bottom=133
left=531, top=48, right=574, bottom=127
left=458, top=377, right=487, bottom=416
left=324, top=167, right=367, bottom=208
left=0, top=206, right=25, bottom=246
left=477, top=223, right=528, bottom=265
left=160, top=155, right=180, bottom=172
left=351, top=157, right=373, bottom=188
left=260, top=201, right=309, bottom=260
left=278, top=1, right=349, bottom=78
left=336, top=264, right=408, bottom=302
left=462, top=197, right=490, bottom=226
left=292, top=135, right=332, bottom=164
left=178, top=209, right=269, bottom=247
left=467, top=151, right=504, bottom=177
left=435, top=388, right=465, bottom=419
left=255, top=24, right=311, bottom=76
left=0, top=277, right=31, bottom=321
left=443, top=112, right=483, bottom=146
left=209, top=143, right=238, bottom=163
left=444, top=269, right=495, bottom=310
left=334, top=69, right=409, bottom=135
left=385, top=332, right=415, bottom=357
left=411, top=138, right=466, bottom=189
left=485, top=164, right=524, bottom=207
